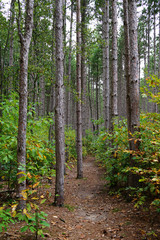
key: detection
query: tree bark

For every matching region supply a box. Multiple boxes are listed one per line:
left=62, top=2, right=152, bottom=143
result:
left=66, top=0, right=73, bottom=128
left=76, top=0, right=83, bottom=179
left=128, top=0, right=140, bottom=151
left=111, top=0, right=118, bottom=130
left=17, top=0, right=34, bottom=211
left=81, top=0, right=87, bottom=137
left=54, top=0, right=65, bottom=207
left=123, top=0, right=131, bottom=135
left=103, top=0, right=110, bottom=130
left=8, top=0, right=16, bottom=93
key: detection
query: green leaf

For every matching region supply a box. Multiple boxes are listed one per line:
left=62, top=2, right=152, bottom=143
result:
left=29, top=226, right=36, bottom=233
left=40, top=221, right=50, bottom=227
left=40, top=199, right=46, bottom=204
left=21, top=225, right=28, bottom=232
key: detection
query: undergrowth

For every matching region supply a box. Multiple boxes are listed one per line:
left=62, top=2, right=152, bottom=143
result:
left=85, top=114, right=160, bottom=212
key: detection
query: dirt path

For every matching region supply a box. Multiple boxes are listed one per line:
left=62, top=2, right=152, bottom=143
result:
left=45, top=156, right=159, bottom=240
left=1, top=156, right=159, bottom=240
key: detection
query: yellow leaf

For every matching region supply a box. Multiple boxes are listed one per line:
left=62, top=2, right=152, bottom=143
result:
left=17, top=171, right=26, bottom=175
left=102, top=136, right=107, bottom=141
left=27, top=172, right=32, bottom=179
left=23, top=208, right=27, bottom=214
left=40, top=195, right=44, bottom=199
left=32, top=182, right=40, bottom=189
left=12, top=211, right=17, bottom=218
left=27, top=153, right=29, bottom=159
left=21, top=191, right=27, bottom=200
left=11, top=204, right=18, bottom=212
left=32, top=197, right=39, bottom=200
left=44, top=155, right=46, bottom=159
left=26, top=213, right=32, bottom=219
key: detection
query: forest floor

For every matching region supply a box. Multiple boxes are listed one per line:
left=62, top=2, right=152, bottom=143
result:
left=1, top=156, right=160, bottom=240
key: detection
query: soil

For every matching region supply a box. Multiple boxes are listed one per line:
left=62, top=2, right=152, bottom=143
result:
left=0, top=156, right=160, bottom=240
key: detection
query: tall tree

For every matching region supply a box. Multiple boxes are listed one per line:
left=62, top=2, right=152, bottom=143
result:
left=54, top=0, right=65, bottom=206
left=123, top=0, right=131, bottom=135
left=127, top=0, right=140, bottom=152
left=111, top=0, right=118, bottom=129
left=81, top=0, right=88, bottom=137
left=17, top=0, right=34, bottom=210
left=76, top=0, right=83, bottom=179
left=103, top=0, right=110, bottom=130
left=8, top=0, right=16, bottom=93
left=66, top=0, right=73, bottom=128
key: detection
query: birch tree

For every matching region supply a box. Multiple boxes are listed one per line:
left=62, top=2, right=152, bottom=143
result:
left=54, top=0, right=65, bottom=206
left=17, top=0, right=34, bottom=210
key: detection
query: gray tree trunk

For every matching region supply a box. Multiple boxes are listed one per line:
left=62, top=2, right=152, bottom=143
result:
left=39, top=76, right=45, bottom=117
left=54, top=0, right=65, bottom=206
left=123, top=0, right=131, bottom=134
left=8, top=0, right=16, bottom=93
left=111, top=0, right=118, bottom=129
left=147, top=1, right=151, bottom=112
left=17, top=0, right=34, bottom=211
left=81, top=0, right=87, bottom=137
left=66, top=0, right=73, bottom=128
left=128, top=0, right=140, bottom=151
left=103, top=0, right=110, bottom=130
left=76, top=0, right=83, bottom=179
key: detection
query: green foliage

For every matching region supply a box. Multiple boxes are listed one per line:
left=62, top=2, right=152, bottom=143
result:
left=0, top=182, right=50, bottom=238
left=141, top=74, right=160, bottom=105
left=65, top=128, right=77, bottom=160
left=0, top=206, right=15, bottom=232
left=0, top=93, right=55, bottom=189
left=88, top=115, right=160, bottom=211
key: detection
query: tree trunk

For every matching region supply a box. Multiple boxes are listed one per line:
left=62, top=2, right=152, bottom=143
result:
left=81, top=0, right=87, bottom=137
left=76, top=0, right=83, bottom=179
left=103, top=0, right=110, bottom=130
left=127, top=0, right=140, bottom=187
left=128, top=0, right=140, bottom=151
left=123, top=0, right=131, bottom=135
left=147, top=1, right=151, bottom=112
left=54, top=0, right=65, bottom=207
left=111, top=0, right=118, bottom=130
left=17, top=0, right=34, bottom=211
left=66, top=0, right=73, bottom=128
left=8, top=0, right=16, bottom=93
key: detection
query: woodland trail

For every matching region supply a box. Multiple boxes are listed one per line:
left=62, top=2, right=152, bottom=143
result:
left=44, top=156, right=159, bottom=240
left=2, top=156, right=159, bottom=240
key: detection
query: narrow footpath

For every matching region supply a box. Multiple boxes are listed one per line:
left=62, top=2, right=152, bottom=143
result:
left=45, top=156, right=159, bottom=240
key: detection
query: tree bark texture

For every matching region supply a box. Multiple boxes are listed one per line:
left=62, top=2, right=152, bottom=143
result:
left=66, top=0, right=73, bottom=128
left=81, top=0, right=87, bottom=137
left=76, top=0, right=83, bottom=179
left=128, top=0, right=140, bottom=151
left=17, top=0, right=34, bottom=210
left=111, top=0, right=118, bottom=129
left=8, top=0, right=16, bottom=93
left=123, top=0, right=131, bottom=134
left=54, top=0, right=65, bottom=207
left=103, top=0, right=110, bottom=130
